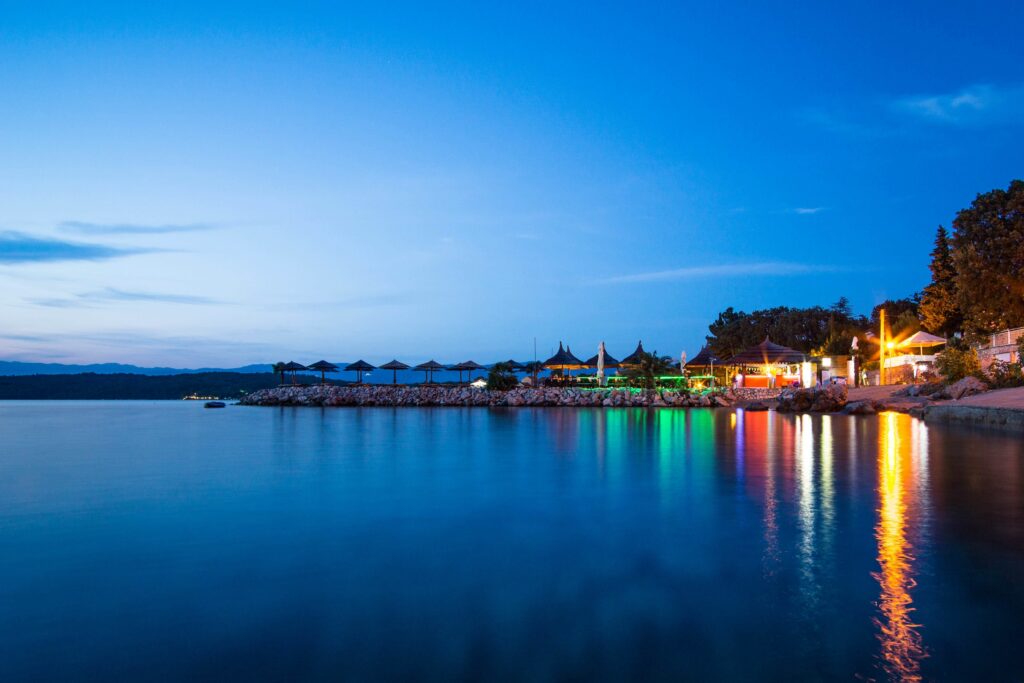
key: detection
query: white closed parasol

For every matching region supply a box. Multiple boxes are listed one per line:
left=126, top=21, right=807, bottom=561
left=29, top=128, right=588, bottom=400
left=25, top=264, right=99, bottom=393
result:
left=597, top=341, right=606, bottom=386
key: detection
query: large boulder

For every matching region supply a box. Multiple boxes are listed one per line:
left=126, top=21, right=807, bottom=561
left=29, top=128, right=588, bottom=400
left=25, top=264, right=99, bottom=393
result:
left=842, top=400, right=877, bottom=415
left=777, top=384, right=847, bottom=413
left=811, top=384, right=848, bottom=412
left=943, top=375, right=988, bottom=400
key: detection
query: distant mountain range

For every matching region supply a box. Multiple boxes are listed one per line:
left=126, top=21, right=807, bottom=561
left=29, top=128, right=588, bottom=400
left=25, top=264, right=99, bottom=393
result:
left=0, top=360, right=272, bottom=377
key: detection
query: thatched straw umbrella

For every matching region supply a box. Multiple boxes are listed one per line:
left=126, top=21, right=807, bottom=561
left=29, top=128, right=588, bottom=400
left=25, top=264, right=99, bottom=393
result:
left=543, top=342, right=586, bottom=382
left=618, top=340, right=648, bottom=367
left=502, top=360, right=526, bottom=371
left=282, top=361, right=308, bottom=385
left=584, top=349, right=620, bottom=368
left=307, top=360, right=339, bottom=385
left=345, top=360, right=376, bottom=384
left=451, top=360, right=486, bottom=384
left=379, top=359, right=410, bottom=384
left=413, top=360, right=447, bottom=384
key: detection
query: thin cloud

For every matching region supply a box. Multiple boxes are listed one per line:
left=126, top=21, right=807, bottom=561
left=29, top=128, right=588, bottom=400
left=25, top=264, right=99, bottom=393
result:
left=598, top=262, right=841, bottom=284
left=793, top=207, right=826, bottom=215
left=890, top=83, right=1024, bottom=125
left=84, top=288, right=220, bottom=304
left=30, top=298, right=86, bottom=308
left=59, top=221, right=215, bottom=235
left=29, top=288, right=220, bottom=308
left=801, top=82, right=1024, bottom=135
left=0, top=231, right=156, bottom=265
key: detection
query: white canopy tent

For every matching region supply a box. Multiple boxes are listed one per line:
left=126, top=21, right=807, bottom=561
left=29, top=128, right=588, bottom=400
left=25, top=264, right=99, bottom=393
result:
left=898, top=331, right=946, bottom=355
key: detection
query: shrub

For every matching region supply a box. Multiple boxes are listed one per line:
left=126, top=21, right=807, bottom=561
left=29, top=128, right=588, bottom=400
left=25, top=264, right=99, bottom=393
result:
left=486, top=362, right=519, bottom=391
left=935, top=345, right=981, bottom=382
left=986, top=360, right=1024, bottom=389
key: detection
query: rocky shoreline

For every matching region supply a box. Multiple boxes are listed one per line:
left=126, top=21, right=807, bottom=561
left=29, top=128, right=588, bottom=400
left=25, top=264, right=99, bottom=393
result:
left=239, top=384, right=781, bottom=408
left=238, top=380, right=1024, bottom=432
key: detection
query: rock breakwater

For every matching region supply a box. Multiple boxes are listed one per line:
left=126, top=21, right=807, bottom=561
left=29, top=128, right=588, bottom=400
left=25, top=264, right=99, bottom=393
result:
left=239, top=384, right=762, bottom=408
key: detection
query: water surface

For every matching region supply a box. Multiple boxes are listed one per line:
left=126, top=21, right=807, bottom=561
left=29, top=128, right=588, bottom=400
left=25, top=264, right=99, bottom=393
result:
left=1, top=402, right=1022, bottom=681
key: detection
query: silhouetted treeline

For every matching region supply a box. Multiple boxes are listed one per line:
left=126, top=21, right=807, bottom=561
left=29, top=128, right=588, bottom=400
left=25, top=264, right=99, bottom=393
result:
left=0, top=372, right=324, bottom=400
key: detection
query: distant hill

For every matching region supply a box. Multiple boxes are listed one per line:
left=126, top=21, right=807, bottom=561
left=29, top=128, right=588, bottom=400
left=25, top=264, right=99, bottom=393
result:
left=0, top=360, right=271, bottom=376
left=0, top=372, right=321, bottom=400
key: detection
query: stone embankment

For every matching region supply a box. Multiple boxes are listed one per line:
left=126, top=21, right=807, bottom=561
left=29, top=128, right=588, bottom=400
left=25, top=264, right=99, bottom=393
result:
left=922, top=385, right=1024, bottom=432
left=239, top=384, right=778, bottom=408
left=238, top=382, right=1024, bottom=431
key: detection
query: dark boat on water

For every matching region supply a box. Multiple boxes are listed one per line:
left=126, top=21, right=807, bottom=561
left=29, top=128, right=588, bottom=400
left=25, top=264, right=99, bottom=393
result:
left=204, top=401, right=226, bottom=409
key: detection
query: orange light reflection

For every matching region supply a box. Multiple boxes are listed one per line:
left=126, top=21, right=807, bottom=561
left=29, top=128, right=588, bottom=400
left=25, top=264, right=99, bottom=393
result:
left=873, top=412, right=927, bottom=681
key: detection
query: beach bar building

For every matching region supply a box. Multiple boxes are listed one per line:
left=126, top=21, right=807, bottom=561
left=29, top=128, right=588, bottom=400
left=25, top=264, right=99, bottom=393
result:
left=684, top=346, right=724, bottom=388
left=727, top=337, right=810, bottom=388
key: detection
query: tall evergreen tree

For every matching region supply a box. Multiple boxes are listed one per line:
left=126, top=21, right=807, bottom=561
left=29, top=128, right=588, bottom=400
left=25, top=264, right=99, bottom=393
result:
left=919, top=225, right=962, bottom=336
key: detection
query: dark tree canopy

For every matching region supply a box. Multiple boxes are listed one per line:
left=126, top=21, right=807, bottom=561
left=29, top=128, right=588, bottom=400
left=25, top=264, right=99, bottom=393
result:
left=870, top=296, right=920, bottom=336
left=707, top=301, right=868, bottom=359
left=949, top=179, right=1024, bottom=335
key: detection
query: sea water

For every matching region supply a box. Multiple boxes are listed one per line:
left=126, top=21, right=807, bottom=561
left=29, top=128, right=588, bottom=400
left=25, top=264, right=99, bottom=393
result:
left=1, top=401, right=1022, bottom=681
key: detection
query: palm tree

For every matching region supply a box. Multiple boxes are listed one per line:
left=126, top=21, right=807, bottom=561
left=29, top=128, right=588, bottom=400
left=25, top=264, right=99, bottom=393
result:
left=486, top=362, right=518, bottom=390
left=523, top=360, right=545, bottom=385
left=624, top=351, right=676, bottom=396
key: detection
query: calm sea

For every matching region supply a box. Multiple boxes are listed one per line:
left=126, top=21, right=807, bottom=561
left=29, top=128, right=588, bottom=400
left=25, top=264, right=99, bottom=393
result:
left=1, top=402, right=1022, bottom=682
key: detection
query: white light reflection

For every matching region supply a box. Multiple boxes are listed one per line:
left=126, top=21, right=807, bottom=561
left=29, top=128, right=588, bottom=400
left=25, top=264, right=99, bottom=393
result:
left=796, top=414, right=818, bottom=605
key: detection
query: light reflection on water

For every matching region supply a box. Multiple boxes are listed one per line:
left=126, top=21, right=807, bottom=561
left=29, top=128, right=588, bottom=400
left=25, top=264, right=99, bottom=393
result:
left=0, top=402, right=1023, bottom=681
left=874, top=413, right=928, bottom=682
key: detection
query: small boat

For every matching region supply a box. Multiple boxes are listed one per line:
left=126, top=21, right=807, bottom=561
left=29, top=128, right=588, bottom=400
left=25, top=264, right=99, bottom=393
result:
left=204, top=401, right=226, bottom=409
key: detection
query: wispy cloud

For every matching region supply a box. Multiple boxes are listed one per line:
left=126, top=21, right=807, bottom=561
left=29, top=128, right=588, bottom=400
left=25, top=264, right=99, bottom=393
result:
left=793, top=207, right=825, bottom=215
left=802, top=82, right=1024, bottom=135
left=598, top=261, right=840, bottom=284
left=30, top=298, right=84, bottom=308
left=59, top=221, right=215, bottom=235
left=86, top=288, right=219, bottom=304
left=0, top=231, right=156, bottom=265
left=891, top=83, right=1024, bottom=125
left=30, top=288, right=220, bottom=308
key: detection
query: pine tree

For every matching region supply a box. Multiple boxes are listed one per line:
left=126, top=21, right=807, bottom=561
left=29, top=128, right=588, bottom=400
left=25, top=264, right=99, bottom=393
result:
left=919, top=225, right=962, bottom=336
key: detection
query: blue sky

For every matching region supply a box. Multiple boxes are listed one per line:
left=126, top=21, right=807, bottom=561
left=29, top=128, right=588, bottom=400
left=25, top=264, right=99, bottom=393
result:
left=1, top=2, right=1022, bottom=366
